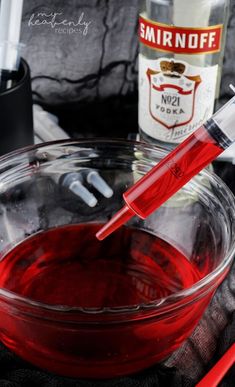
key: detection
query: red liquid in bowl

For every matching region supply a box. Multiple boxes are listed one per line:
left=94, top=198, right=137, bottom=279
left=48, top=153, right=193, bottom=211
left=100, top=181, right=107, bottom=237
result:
left=0, top=224, right=213, bottom=378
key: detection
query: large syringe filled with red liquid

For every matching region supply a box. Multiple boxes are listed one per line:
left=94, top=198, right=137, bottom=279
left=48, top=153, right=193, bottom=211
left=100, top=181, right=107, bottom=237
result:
left=96, top=91, right=235, bottom=241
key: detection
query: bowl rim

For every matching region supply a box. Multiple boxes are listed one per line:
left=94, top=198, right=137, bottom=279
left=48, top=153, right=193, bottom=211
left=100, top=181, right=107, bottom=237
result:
left=0, top=138, right=234, bottom=318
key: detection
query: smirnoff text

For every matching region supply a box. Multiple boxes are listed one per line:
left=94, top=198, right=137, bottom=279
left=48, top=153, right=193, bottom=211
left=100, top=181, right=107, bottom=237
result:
left=139, top=16, right=222, bottom=54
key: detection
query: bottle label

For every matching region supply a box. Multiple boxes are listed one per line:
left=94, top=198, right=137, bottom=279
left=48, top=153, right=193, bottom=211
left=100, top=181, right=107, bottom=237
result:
left=139, top=15, right=223, bottom=54
left=139, top=55, right=218, bottom=143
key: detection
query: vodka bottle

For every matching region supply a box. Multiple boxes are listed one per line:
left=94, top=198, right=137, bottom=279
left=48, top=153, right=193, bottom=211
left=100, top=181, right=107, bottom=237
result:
left=139, top=0, right=230, bottom=148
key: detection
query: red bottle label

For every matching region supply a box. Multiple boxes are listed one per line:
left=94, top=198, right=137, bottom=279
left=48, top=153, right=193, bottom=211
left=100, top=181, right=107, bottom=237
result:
left=139, top=15, right=223, bottom=54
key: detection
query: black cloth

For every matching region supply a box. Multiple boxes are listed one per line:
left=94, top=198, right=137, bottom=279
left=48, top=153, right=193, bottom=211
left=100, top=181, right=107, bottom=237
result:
left=0, top=345, right=193, bottom=387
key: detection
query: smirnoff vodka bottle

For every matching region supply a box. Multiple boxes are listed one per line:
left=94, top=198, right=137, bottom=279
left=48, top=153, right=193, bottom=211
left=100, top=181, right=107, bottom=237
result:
left=139, top=0, right=230, bottom=148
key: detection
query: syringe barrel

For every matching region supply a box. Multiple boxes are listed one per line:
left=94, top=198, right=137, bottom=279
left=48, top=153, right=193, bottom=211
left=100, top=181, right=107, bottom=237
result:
left=213, top=96, right=235, bottom=143
left=124, top=125, right=224, bottom=219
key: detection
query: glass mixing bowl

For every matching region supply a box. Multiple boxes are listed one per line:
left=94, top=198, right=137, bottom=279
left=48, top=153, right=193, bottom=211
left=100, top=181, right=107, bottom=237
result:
left=0, top=139, right=233, bottom=379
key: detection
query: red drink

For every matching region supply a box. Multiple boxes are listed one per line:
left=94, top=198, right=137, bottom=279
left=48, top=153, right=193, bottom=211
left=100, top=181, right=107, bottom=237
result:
left=0, top=224, right=202, bottom=306
left=0, top=224, right=214, bottom=378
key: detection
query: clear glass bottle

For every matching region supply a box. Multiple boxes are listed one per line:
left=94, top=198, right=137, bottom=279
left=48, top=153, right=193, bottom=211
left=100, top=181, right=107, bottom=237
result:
left=139, top=0, right=230, bottom=149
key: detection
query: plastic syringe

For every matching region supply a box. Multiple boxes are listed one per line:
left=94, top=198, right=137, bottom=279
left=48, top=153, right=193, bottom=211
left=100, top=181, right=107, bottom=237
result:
left=96, top=92, right=235, bottom=241
left=0, top=0, right=24, bottom=91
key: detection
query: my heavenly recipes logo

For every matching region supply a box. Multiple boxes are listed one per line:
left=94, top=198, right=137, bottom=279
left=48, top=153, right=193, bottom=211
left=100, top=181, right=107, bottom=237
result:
left=28, top=11, right=92, bottom=35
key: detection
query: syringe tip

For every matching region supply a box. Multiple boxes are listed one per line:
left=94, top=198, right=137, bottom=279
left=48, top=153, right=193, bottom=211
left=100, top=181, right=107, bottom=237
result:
left=87, top=171, right=113, bottom=198
left=96, top=205, right=133, bottom=241
left=69, top=180, right=98, bottom=208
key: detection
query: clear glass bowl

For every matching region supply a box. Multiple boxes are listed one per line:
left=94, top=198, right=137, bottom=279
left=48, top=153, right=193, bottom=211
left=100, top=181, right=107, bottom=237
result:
left=0, top=139, right=234, bottom=379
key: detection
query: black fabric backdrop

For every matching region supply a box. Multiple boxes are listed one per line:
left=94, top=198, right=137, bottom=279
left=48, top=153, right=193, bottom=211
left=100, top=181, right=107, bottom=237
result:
left=0, top=0, right=234, bottom=386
